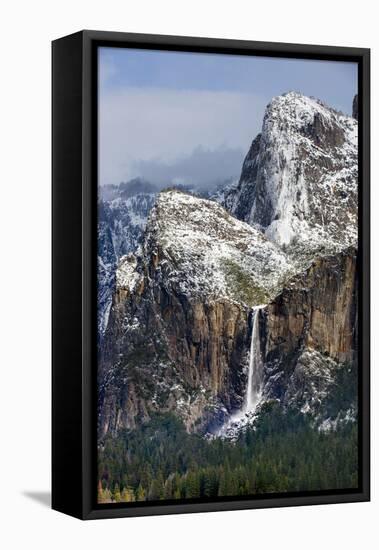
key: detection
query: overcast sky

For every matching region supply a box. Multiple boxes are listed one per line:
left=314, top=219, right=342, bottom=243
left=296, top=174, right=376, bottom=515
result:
left=98, top=47, right=358, bottom=188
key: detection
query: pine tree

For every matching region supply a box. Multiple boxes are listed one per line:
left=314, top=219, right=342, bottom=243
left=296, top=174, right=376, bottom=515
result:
left=148, top=471, right=164, bottom=501
left=136, top=484, right=146, bottom=501
left=113, top=483, right=121, bottom=503
left=164, top=477, right=173, bottom=500
left=185, top=471, right=200, bottom=498
left=121, top=487, right=135, bottom=502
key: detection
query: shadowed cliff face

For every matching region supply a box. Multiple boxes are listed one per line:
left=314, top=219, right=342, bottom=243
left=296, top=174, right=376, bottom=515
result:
left=97, top=189, right=157, bottom=338
left=98, top=193, right=358, bottom=439
left=261, top=248, right=357, bottom=413
left=98, top=93, right=358, bottom=441
left=99, top=191, right=286, bottom=438
left=352, top=94, right=358, bottom=120
left=265, top=248, right=357, bottom=364
left=99, top=283, right=251, bottom=437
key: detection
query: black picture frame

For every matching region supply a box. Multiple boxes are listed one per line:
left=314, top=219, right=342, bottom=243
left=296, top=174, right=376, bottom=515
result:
left=52, top=30, right=370, bottom=520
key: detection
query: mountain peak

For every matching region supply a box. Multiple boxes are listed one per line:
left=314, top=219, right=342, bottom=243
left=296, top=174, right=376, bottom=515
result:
left=97, top=89, right=359, bottom=473
left=224, top=93, right=357, bottom=252
left=268, top=91, right=340, bottom=114
left=264, top=92, right=354, bottom=143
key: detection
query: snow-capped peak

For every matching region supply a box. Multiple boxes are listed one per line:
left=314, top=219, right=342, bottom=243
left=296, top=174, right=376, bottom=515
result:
left=224, top=91, right=357, bottom=258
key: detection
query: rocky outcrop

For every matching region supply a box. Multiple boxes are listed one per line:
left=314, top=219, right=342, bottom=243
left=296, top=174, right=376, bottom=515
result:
left=225, top=134, right=261, bottom=223
left=224, top=92, right=358, bottom=258
left=352, top=94, right=358, bottom=120
left=261, top=247, right=357, bottom=413
left=98, top=93, right=359, bottom=442
left=101, top=290, right=251, bottom=432
left=98, top=190, right=294, bottom=439
left=97, top=184, right=157, bottom=337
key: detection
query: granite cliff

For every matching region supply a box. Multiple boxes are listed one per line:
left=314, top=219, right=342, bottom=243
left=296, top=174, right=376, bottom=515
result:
left=98, top=92, right=358, bottom=441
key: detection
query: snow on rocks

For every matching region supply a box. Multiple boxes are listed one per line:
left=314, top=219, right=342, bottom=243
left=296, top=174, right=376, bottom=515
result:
left=97, top=188, right=157, bottom=336
left=143, top=189, right=295, bottom=306
left=224, top=91, right=358, bottom=260
left=116, top=254, right=142, bottom=292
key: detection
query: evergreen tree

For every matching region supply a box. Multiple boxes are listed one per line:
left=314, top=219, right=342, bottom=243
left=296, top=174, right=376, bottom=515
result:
left=136, top=484, right=146, bottom=501
left=98, top=409, right=358, bottom=503
left=113, top=483, right=121, bottom=503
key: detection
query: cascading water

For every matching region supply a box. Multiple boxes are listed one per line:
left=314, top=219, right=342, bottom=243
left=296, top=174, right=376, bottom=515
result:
left=215, top=305, right=266, bottom=438
left=244, top=307, right=264, bottom=412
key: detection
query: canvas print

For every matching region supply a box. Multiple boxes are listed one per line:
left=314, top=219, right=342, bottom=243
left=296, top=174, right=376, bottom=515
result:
left=97, top=48, right=358, bottom=505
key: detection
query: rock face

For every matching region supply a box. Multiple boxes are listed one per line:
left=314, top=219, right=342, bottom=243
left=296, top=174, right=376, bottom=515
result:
left=352, top=94, right=358, bottom=120
left=97, top=180, right=157, bottom=336
left=97, top=177, right=238, bottom=337
left=98, top=190, right=294, bottom=437
left=224, top=92, right=358, bottom=258
left=98, top=193, right=357, bottom=438
left=261, top=248, right=357, bottom=415
left=98, top=92, right=358, bottom=441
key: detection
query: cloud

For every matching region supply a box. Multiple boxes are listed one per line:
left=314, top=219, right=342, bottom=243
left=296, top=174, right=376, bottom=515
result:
left=99, top=87, right=266, bottom=186
left=99, top=57, right=118, bottom=88
left=131, top=145, right=245, bottom=188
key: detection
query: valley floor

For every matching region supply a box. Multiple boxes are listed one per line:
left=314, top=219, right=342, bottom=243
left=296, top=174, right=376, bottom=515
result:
left=97, top=404, right=358, bottom=504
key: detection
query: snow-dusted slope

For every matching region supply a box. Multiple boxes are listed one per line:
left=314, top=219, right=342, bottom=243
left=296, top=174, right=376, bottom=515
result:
left=98, top=179, right=239, bottom=336
left=131, top=189, right=295, bottom=306
left=99, top=94, right=358, bottom=440
left=224, top=92, right=357, bottom=259
left=100, top=189, right=295, bottom=436
left=98, top=190, right=156, bottom=336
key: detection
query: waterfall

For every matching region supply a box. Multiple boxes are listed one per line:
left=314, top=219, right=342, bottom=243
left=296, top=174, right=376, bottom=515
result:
left=244, top=307, right=264, bottom=412
left=215, top=305, right=266, bottom=438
